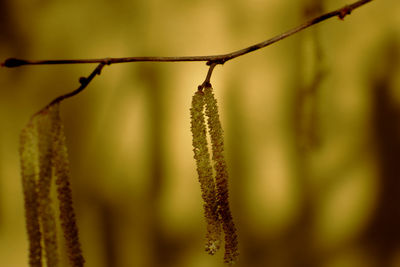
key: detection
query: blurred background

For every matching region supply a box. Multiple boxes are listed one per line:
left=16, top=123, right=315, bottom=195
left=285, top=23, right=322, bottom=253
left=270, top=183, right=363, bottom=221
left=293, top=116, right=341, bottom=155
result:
left=1, top=0, right=400, bottom=266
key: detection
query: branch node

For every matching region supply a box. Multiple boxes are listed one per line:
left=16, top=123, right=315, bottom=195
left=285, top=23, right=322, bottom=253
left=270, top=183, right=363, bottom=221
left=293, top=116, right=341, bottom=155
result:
left=79, top=77, right=87, bottom=85
left=338, top=5, right=352, bottom=20
left=207, top=59, right=226, bottom=66
left=103, top=58, right=112, bottom=65
left=203, top=81, right=212, bottom=88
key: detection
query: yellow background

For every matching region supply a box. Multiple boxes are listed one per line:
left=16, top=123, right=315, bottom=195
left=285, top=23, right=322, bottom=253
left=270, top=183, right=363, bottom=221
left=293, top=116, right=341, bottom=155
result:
left=1, top=0, right=400, bottom=266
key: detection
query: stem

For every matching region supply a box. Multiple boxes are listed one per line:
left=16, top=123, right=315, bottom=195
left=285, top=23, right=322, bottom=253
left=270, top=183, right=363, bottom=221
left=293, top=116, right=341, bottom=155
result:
left=32, top=63, right=105, bottom=117
left=199, top=63, right=218, bottom=90
left=2, top=0, right=373, bottom=68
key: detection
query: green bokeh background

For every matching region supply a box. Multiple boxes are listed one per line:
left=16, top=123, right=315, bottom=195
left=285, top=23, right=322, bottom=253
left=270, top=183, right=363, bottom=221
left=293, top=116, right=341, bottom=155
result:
left=1, top=0, right=400, bottom=266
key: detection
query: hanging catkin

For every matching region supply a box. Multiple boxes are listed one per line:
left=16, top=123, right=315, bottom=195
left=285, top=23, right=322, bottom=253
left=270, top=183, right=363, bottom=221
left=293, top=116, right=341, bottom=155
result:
left=190, top=90, right=222, bottom=255
left=19, top=103, right=84, bottom=267
left=19, top=105, right=61, bottom=267
left=37, top=106, right=60, bottom=267
left=203, top=85, right=239, bottom=265
left=52, top=104, right=85, bottom=267
left=20, top=121, right=42, bottom=267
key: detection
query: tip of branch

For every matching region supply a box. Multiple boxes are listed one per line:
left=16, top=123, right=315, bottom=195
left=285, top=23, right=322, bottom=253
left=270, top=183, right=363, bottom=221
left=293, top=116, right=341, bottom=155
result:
left=2, top=58, right=28, bottom=68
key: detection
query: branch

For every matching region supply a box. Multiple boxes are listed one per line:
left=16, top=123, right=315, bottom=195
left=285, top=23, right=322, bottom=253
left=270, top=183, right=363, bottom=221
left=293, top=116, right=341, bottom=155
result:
left=199, top=63, right=218, bottom=90
left=2, top=0, right=373, bottom=68
left=3, top=0, right=374, bottom=111
left=32, top=63, right=105, bottom=117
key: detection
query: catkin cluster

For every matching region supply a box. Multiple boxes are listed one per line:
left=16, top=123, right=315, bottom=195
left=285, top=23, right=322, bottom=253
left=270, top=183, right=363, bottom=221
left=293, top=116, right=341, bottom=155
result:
left=190, top=85, right=239, bottom=265
left=19, top=104, right=84, bottom=267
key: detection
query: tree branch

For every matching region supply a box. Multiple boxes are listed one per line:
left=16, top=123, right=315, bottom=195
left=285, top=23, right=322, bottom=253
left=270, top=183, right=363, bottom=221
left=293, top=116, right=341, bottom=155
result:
left=32, top=63, right=105, bottom=117
left=2, top=0, right=374, bottom=111
left=2, top=0, right=373, bottom=68
left=199, top=63, right=218, bottom=90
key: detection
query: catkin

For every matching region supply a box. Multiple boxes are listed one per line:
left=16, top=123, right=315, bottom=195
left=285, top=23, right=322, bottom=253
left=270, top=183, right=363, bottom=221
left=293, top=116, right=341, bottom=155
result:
left=37, top=106, right=60, bottom=267
left=20, top=103, right=84, bottom=267
left=52, top=104, right=85, bottom=267
left=20, top=122, right=42, bottom=267
left=190, top=90, right=222, bottom=255
left=203, top=86, right=239, bottom=265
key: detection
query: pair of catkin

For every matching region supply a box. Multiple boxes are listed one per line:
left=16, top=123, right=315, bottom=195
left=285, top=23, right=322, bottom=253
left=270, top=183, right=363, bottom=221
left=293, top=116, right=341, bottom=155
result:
left=190, top=85, right=239, bottom=265
left=19, top=104, right=84, bottom=267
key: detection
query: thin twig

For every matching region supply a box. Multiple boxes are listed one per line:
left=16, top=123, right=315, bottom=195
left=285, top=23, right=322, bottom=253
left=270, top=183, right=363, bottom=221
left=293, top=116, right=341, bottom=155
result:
left=199, top=63, right=218, bottom=90
left=1, top=0, right=373, bottom=68
left=32, top=63, right=105, bottom=117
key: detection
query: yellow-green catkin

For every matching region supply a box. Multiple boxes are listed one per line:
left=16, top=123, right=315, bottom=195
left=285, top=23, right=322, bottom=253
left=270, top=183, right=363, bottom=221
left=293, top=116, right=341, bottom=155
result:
left=190, top=90, right=222, bottom=255
left=52, top=104, right=85, bottom=267
left=204, top=85, right=239, bottom=265
left=36, top=105, right=60, bottom=267
left=20, top=103, right=84, bottom=267
left=20, top=121, right=42, bottom=267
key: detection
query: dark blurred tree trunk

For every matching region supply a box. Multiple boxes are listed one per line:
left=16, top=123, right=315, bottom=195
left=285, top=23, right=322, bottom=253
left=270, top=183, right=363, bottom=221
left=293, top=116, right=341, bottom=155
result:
left=361, top=38, right=400, bottom=267
left=285, top=1, right=325, bottom=266
left=141, top=65, right=167, bottom=267
left=140, top=65, right=191, bottom=267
